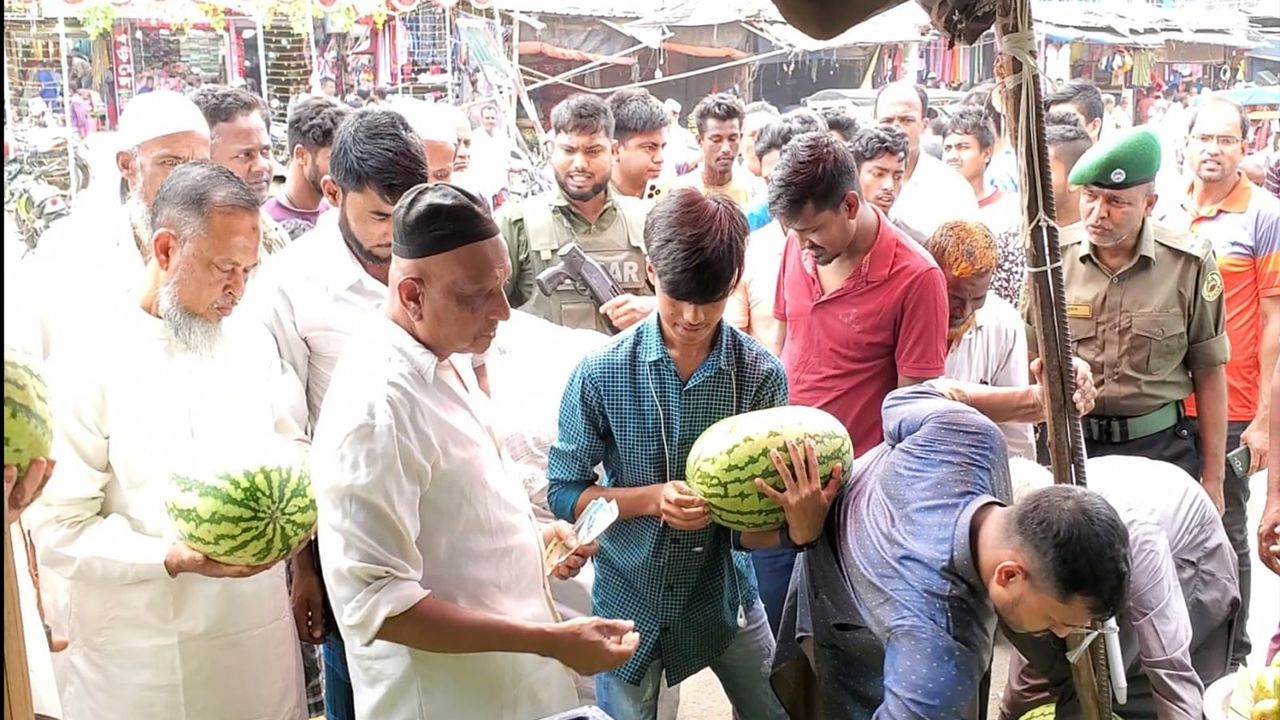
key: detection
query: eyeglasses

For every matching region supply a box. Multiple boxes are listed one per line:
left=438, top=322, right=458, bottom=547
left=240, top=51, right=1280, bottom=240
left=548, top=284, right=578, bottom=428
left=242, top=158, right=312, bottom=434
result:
left=1190, top=134, right=1243, bottom=148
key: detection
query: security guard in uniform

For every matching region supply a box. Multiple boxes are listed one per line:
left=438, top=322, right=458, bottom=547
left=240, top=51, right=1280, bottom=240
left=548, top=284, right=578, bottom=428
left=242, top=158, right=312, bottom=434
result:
left=1027, top=126, right=1230, bottom=512
left=498, top=93, right=654, bottom=335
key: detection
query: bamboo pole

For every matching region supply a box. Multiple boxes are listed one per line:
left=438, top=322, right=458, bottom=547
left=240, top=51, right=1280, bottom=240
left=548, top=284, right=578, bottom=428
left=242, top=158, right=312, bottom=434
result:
left=4, top=505, right=36, bottom=720
left=993, top=0, right=1111, bottom=718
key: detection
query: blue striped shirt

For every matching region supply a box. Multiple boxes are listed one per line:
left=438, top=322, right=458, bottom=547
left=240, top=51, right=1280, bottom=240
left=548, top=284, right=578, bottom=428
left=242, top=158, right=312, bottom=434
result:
left=547, top=314, right=788, bottom=685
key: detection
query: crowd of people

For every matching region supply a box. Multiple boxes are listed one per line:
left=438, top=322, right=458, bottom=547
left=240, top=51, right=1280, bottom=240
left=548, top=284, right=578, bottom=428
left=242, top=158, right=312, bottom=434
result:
left=3, top=68, right=1279, bottom=720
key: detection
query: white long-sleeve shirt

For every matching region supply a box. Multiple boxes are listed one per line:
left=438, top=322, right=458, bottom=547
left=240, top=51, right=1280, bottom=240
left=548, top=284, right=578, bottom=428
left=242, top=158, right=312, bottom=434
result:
left=891, top=152, right=980, bottom=244
left=943, top=294, right=1035, bottom=459
left=312, top=316, right=577, bottom=720
left=29, top=305, right=307, bottom=720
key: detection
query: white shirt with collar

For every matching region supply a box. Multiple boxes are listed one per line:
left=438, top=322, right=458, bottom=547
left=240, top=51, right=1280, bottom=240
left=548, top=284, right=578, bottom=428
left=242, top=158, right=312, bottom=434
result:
left=943, top=293, right=1034, bottom=459
left=312, top=315, right=578, bottom=720
left=891, top=151, right=980, bottom=244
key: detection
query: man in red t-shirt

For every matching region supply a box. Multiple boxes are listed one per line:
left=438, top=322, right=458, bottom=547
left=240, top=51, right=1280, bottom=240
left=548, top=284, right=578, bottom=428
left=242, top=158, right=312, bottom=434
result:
left=770, top=132, right=949, bottom=456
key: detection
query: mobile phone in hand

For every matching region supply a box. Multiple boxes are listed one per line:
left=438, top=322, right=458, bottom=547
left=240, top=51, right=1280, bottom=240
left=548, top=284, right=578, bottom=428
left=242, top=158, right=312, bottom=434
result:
left=1226, top=445, right=1251, bottom=479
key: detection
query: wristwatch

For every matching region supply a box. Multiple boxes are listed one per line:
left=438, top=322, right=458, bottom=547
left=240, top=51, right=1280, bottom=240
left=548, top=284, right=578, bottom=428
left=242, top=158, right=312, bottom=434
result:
left=778, top=523, right=819, bottom=552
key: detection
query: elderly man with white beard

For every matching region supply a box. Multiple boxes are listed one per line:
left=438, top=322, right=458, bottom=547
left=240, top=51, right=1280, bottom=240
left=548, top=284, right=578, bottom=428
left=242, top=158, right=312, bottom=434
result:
left=28, top=89, right=211, bottom=360
left=30, top=161, right=308, bottom=720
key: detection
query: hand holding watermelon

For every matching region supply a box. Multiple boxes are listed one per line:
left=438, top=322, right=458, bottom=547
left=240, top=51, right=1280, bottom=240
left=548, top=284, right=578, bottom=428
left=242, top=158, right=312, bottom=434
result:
left=657, top=481, right=712, bottom=531
left=163, top=540, right=291, bottom=579
left=755, top=440, right=843, bottom=546
left=4, top=457, right=55, bottom=527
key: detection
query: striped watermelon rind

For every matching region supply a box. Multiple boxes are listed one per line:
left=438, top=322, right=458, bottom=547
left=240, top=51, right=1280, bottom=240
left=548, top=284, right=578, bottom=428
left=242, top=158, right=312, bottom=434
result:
left=686, top=406, right=853, bottom=532
left=1017, top=704, right=1124, bottom=720
left=4, top=347, right=54, bottom=475
left=166, top=464, right=317, bottom=566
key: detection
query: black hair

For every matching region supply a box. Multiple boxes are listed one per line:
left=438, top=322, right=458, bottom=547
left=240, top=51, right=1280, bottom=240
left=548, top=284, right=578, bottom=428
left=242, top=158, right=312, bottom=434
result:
left=607, top=88, right=667, bottom=145
left=1187, top=96, right=1250, bottom=141
left=753, top=120, right=798, bottom=160
left=373, top=86, right=389, bottom=101
left=693, top=92, right=746, bottom=135
left=190, top=84, right=271, bottom=131
left=645, top=188, right=748, bottom=304
left=287, top=95, right=351, bottom=156
left=768, top=132, right=859, bottom=222
left=356, top=86, right=371, bottom=101
left=151, top=161, right=262, bottom=239
left=824, top=112, right=860, bottom=142
left=1045, top=123, right=1092, bottom=172
left=849, top=125, right=908, bottom=169
left=1011, top=485, right=1131, bottom=620
left=744, top=100, right=781, bottom=119
left=944, top=105, right=996, bottom=150
left=1044, top=109, right=1086, bottom=131
left=875, top=82, right=930, bottom=119
left=327, top=108, right=428, bottom=203
left=962, top=82, right=1004, bottom=135
left=1044, top=79, right=1104, bottom=124
left=551, top=93, right=614, bottom=139
left=782, top=108, right=829, bottom=135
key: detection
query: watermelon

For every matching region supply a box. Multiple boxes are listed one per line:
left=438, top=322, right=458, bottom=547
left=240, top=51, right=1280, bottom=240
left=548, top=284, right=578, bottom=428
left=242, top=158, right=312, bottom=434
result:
left=4, top=347, right=53, bottom=475
left=166, top=464, right=317, bottom=566
left=686, top=406, right=853, bottom=531
left=1018, top=705, right=1123, bottom=720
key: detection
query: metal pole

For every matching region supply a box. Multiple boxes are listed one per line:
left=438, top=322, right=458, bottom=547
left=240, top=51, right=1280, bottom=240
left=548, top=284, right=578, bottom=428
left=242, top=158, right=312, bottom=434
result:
left=256, top=17, right=268, bottom=100
left=56, top=15, right=79, bottom=199
left=995, top=0, right=1110, bottom=716
left=525, top=39, right=659, bottom=91
left=509, top=10, right=520, bottom=132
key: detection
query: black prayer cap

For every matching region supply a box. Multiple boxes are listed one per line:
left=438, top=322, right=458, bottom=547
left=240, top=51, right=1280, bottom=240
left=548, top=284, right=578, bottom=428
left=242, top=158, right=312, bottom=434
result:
left=392, top=182, right=500, bottom=259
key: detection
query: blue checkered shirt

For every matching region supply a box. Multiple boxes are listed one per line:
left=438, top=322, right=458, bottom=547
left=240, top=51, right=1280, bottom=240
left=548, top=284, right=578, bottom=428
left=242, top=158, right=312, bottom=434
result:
left=547, top=315, right=788, bottom=686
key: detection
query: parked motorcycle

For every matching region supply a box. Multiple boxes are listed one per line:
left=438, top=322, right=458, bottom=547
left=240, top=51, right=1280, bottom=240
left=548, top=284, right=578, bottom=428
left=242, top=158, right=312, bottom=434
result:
left=3, top=126, right=84, bottom=249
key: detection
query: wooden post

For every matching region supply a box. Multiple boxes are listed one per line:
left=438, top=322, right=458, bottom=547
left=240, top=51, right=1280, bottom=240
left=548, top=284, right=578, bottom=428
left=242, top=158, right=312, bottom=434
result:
left=994, top=0, right=1111, bottom=718
left=4, top=511, right=36, bottom=720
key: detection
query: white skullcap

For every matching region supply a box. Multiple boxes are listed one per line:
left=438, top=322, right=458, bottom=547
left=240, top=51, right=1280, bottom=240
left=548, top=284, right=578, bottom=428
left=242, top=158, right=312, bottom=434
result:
left=664, top=98, right=682, bottom=114
left=387, top=97, right=458, bottom=146
left=1008, top=456, right=1054, bottom=505
left=117, top=90, right=210, bottom=152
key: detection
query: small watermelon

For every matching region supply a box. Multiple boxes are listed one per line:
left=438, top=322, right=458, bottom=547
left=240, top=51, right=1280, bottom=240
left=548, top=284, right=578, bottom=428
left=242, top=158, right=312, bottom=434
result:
left=4, top=347, right=53, bottom=475
left=166, top=464, right=317, bottom=566
left=686, top=406, right=853, bottom=531
left=1018, top=704, right=1123, bottom=720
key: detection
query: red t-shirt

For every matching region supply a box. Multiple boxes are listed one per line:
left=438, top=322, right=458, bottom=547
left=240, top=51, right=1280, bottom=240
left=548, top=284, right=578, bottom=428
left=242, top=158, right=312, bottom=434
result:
left=774, top=208, right=949, bottom=456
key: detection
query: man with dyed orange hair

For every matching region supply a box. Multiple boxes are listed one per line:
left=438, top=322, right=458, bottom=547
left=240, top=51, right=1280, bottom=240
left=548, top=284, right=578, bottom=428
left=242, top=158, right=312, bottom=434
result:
left=927, top=220, right=1034, bottom=459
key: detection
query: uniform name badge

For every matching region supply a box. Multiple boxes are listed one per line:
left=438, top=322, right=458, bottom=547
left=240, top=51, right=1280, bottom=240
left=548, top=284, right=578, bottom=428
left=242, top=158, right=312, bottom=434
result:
left=1065, top=304, right=1093, bottom=319
left=544, top=497, right=619, bottom=575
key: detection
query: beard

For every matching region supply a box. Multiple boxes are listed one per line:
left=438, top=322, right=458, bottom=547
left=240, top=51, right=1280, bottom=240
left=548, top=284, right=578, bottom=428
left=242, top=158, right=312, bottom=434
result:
left=158, top=277, right=222, bottom=356
left=554, top=171, right=609, bottom=203
left=338, top=206, right=389, bottom=268
left=125, top=183, right=153, bottom=261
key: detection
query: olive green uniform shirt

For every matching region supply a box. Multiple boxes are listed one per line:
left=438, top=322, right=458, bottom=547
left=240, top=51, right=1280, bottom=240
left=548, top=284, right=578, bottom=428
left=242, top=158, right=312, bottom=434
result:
left=1026, top=220, right=1229, bottom=418
left=496, top=187, right=649, bottom=310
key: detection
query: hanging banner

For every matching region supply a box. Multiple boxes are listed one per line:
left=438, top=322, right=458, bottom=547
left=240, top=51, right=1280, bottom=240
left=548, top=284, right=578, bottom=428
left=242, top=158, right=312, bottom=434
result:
left=112, top=21, right=136, bottom=106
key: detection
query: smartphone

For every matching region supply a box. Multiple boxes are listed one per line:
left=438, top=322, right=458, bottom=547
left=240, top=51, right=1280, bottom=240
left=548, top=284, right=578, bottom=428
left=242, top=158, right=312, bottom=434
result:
left=1227, top=445, right=1252, bottom=479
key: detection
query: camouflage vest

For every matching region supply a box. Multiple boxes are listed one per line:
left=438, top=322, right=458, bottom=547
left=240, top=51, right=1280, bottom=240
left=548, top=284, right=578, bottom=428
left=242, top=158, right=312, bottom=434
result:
left=522, top=194, right=649, bottom=333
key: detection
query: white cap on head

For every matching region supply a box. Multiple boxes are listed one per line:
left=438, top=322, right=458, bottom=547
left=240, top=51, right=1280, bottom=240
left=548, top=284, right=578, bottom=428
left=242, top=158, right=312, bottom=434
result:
left=663, top=98, right=682, bottom=114
left=117, top=90, right=210, bottom=152
left=387, top=97, right=458, bottom=146
left=1008, top=456, right=1054, bottom=504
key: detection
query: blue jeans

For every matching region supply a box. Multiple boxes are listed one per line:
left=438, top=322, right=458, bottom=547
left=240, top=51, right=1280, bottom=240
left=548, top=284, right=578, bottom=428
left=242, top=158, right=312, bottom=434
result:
left=323, top=629, right=355, bottom=720
left=751, top=546, right=796, bottom=637
left=595, top=600, right=786, bottom=720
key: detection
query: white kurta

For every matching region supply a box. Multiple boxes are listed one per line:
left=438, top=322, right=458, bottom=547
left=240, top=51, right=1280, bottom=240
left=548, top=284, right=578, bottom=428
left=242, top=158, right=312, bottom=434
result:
left=29, top=304, right=306, bottom=720
left=890, top=152, right=980, bottom=243
left=312, top=316, right=577, bottom=720
left=943, top=294, right=1035, bottom=459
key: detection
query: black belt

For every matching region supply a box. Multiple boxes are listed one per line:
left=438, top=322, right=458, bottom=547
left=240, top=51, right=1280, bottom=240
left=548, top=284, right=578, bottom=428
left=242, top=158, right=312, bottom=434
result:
left=1084, top=401, right=1183, bottom=444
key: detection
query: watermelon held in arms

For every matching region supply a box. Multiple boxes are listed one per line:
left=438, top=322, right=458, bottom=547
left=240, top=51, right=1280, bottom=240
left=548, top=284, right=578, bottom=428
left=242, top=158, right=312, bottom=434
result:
left=166, top=464, right=317, bottom=566
left=686, top=405, right=853, bottom=532
left=1017, top=704, right=1124, bottom=720
left=4, top=347, right=54, bottom=475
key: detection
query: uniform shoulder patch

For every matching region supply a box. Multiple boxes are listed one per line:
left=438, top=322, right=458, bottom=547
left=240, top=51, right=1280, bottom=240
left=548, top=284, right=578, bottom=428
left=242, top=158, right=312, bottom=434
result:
left=1202, top=270, right=1224, bottom=302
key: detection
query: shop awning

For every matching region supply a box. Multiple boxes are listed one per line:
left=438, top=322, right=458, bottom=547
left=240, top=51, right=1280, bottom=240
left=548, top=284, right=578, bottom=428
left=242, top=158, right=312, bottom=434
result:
left=518, top=40, right=637, bottom=65
left=663, top=41, right=748, bottom=59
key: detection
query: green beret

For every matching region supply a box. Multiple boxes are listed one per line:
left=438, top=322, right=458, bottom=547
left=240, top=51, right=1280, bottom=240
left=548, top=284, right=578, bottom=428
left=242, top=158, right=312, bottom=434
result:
left=1068, top=126, right=1162, bottom=190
